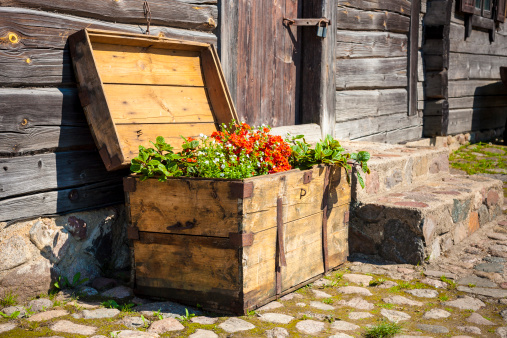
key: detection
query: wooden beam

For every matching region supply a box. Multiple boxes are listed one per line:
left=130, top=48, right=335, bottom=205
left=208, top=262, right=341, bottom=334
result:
left=336, top=31, right=408, bottom=58
left=408, top=0, right=421, bottom=115
left=337, top=0, right=411, bottom=16
left=300, top=0, right=337, bottom=137
left=0, top=7, right=216, bottom=52
left=0, top=0, right=218, bottom=31
left=336, top=89, right=408, bottom=121
left=336, top=7, right=410, bottom=33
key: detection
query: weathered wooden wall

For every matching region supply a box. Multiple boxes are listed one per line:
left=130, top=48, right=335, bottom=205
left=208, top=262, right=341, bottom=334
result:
left=334, top=0, right=423, bottom=143
left=420, top=0, right=507, bottom=136
left=0, top=1, right=217, bottom=222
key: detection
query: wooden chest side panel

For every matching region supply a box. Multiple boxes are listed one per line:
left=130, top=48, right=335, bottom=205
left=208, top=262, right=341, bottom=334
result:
left=115, top=123, right=217, bottom=157
left=128, top=178, right=241, bottom=237
left=92, top=43, right=204, bottom=86
left=104, top=85, right=215, bottom=124
left=329, top=167, right=352, bottom=207
left=327, top=203, right=350, bottom=268
left=134, top=241, right=240, bottom=291
left=282, top=213, right=324, bottom=290
left=242, top=227, right=277, bottom=300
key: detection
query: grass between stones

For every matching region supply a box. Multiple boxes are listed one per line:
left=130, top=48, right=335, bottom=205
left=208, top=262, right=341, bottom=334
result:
left=450, top=142, right=507, bottom=175
left=364, top=320, right=402, bottom=338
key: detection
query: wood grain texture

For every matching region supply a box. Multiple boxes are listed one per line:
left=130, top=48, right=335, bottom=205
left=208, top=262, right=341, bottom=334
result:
left=0, top=0, right=218, bottom=31
left=134, top=241, right=240, bottom=291
left=448, top=53, right=507, bottom=80
left=0, top=179, right=124, bottom=222
left=336, top=89, right=408, bottom=122
left=128, top=178, right=241, bottom=237
left=93, top=44, right=204, bottom=86
left=104, top=85, right=214, bottom=124
left=0, top=7, right=216, bottom=52
left=408, top=0, right=421, bottom=116
left=115, top=123, right=217, bottom=159
left=336, top=57, right=408, bottom=90
left=449, top=22, right=507, bottom=56
left=336, top=31, right=408, bottom=58
left=426, top=108, right=507, bottom=134
left=337, top=0, right=411, bottom=16
left=335, top=112, right=421, bottom=140
left=447, top=80, right=507, bottom=97
left=0, top=151, right=124, bottom=199
left=448, top=95, right=507, bottom=110
left=337, top=7, right=411, bottom=33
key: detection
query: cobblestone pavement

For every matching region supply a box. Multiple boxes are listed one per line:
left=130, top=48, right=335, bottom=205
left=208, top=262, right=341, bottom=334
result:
left=1, top=143, right=507, bottom=338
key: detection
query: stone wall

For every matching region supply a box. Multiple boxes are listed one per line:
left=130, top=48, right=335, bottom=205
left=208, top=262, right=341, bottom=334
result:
left=0, top=205, right=129, bottom=301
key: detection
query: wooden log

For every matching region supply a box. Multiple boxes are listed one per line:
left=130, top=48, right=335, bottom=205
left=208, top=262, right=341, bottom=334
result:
left=0, top=48, right=75, bottom=85
left=422, top=99, right=449, bottom=116
left=425, top=0, right=452, bottom=25
left=0, top=179, right=124, bottom=222
left=334, top=112, right=421, bottom=140
left=0, top=88, right=86, bottom=131
left=337, top=0, right=411, bottom=16
left=336, top=31, right=408, bottom=58
left=0, top=151, right=126, bottom=199
left=0, top=7, right=216, bottom=51
left=337, top=7, right=410, bottom=33
left=448, top=52, right=507, bottom=80
left=335, top=89, right=408, bottom=122
left=423, top=70, right=448, bottom=99
left=448, top=95, right=507, bottom=109
left=353, top=124, right=423, bottom=143
left=408, top=0, right=421, bottom=115
left=440, top=108, right=507, bottom=134
left=449, top=22, right=507, bottom=55
left=0, top=126, right=94, bottom=155
left=0, top=0, right=218, bottom=31
left=448, top=80, right=507, bottom=97
left=336, top=57, right=407, bottom=90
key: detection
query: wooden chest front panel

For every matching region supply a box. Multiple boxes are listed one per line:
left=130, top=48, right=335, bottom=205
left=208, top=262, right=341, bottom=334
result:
left=127, top=178, right=242, bottom=237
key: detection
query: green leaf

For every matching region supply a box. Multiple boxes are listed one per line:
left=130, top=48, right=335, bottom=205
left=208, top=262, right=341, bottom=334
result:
left=356, top=171, right=365, bottom=189
left=72, top=272, right=81, bottom=286
left=357, top=151, right=371, bottom=162
left=149, top=160, right=161, bottom=166
left=156, top=136, right=165, bottom=144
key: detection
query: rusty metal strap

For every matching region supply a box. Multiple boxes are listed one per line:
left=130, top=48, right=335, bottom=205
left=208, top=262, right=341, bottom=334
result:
left=143, top=0, right=152, bottom=35
left=276, top=197, right=287, bottom=295
left=322, top=166, right=331, bottom=273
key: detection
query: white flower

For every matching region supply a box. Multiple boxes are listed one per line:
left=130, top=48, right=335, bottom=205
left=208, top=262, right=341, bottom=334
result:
left=220, top=173, right=224, bottom=177
left=257, top=163, right=261, bottom=167
left=221, top=164, right=225, bottom=169
left=199, top=133, right=204, bottom=137
left=213, top=158, right=219, bottom=163
left=204, top=160, right=209, bottom=165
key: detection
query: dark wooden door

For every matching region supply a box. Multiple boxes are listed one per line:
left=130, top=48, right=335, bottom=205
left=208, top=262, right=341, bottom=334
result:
left=220, top=0, right=302, bottom=127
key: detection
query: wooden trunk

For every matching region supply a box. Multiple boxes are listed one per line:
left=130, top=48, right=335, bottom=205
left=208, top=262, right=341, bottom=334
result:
left=124, top=165, right=350, bottom=314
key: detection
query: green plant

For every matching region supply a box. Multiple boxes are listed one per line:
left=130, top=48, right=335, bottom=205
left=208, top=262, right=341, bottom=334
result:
left=247, top=310, right=257, bottom=316
left=0, top=291, right=18, bottom=307
left=323, top=298, right=334, bottom=304
left=0, top=310, right=20, bottom=319
left=287, top=134, right=370, bottom=188
left=54, top=272, right=89, bottom=290
left=102, top=300, right=120, bottom=309
left=24, top=305, right=35, bottom=318
left=440, top=276, right=456, bottom=289
left=180, top=308, right=196, bottom=321
left=365, top=320, right=402, bottom=338
left=153, top=309, right=164, bottom=320
left=468, top=283, right=476, bottom=288
left=140, top=315, right=149, bottom=328
left=120, top=303, right=135, bottom=313
left=438, top=295, right=449, bottom=302
left=445, top=308, right=453, bottom=312
left=369, top=278, right=386, bottom=286
left=377, top=303, right=394, bottom=309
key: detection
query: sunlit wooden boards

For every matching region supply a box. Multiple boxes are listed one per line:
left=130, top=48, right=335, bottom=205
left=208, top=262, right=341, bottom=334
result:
left=69, top=28, right=238, bottom=171
left=125, top=166, right=351, bottom=314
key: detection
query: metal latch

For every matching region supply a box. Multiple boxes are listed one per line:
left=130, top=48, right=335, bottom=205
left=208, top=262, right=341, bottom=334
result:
left=283, top=18, right=330, bottom=38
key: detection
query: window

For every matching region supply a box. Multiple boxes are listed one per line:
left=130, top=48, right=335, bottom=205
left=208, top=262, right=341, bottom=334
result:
left=460, top=0, right=506, bottom=41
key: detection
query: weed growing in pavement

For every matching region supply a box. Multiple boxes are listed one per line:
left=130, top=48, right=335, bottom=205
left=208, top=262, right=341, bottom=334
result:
left=440, top=276, right=456, bottom=289
left=153, top=309, right=164, bottom=320
left=377, top=303, right=394, bottom=309
left=438, top=295, right=449, bottom=302
left=323, top=298, right=334, bottom=305
left=468, top=283, right=476, bottom=288
left=53, top=272, right=88, bottom=291
left=140, top=315, right=149, bottom=328
left=247, top=310, right=257, bottom=316
left=0, top=310, right=20, bottom=319
left=445, top=308, right=453, bottom=312
left=0, top=291, right=18, bottom=307
left=369, top=278, right=386, bottom=287
left=180, top=308, right=196, bottom=322
left=365, top=320, right=402, bottom=338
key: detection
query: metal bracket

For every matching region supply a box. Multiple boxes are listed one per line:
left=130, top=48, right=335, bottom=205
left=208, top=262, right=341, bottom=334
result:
left=229, top=232, right=254, bottom=248
left=303, top=171, right=313, bottom=184
left=283, top=18, right=330, bottom=26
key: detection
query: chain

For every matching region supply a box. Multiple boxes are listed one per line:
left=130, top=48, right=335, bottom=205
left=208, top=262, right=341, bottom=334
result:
left=143, top=0, right=152, bottom=35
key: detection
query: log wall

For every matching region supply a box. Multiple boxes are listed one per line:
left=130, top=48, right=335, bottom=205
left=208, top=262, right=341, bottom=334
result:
left=334, top=0, right=423, bottom=143
left=0, top=2, right=217, bottom=222
left=420, top=0, right=507, bottom=136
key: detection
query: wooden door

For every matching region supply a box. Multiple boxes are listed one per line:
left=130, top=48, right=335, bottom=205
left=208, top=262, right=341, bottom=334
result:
left=220, top=0, right=302, bottom=127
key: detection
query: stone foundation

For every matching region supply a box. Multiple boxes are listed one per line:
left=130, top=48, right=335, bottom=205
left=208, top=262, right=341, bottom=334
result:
left=0, top=205, right=129, bottom=301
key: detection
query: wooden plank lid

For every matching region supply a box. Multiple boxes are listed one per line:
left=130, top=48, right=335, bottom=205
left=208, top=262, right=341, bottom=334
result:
left=69, top=28, right=238, bottom=171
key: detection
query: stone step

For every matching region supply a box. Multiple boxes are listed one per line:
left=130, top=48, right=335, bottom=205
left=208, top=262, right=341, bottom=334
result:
left=340, top=141, right=450, bottom=202
left=349, top=173, right=503, bottom=264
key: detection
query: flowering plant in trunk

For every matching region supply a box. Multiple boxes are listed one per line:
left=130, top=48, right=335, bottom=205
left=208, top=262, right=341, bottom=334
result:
left=130, top=121, right=370, bottom=188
